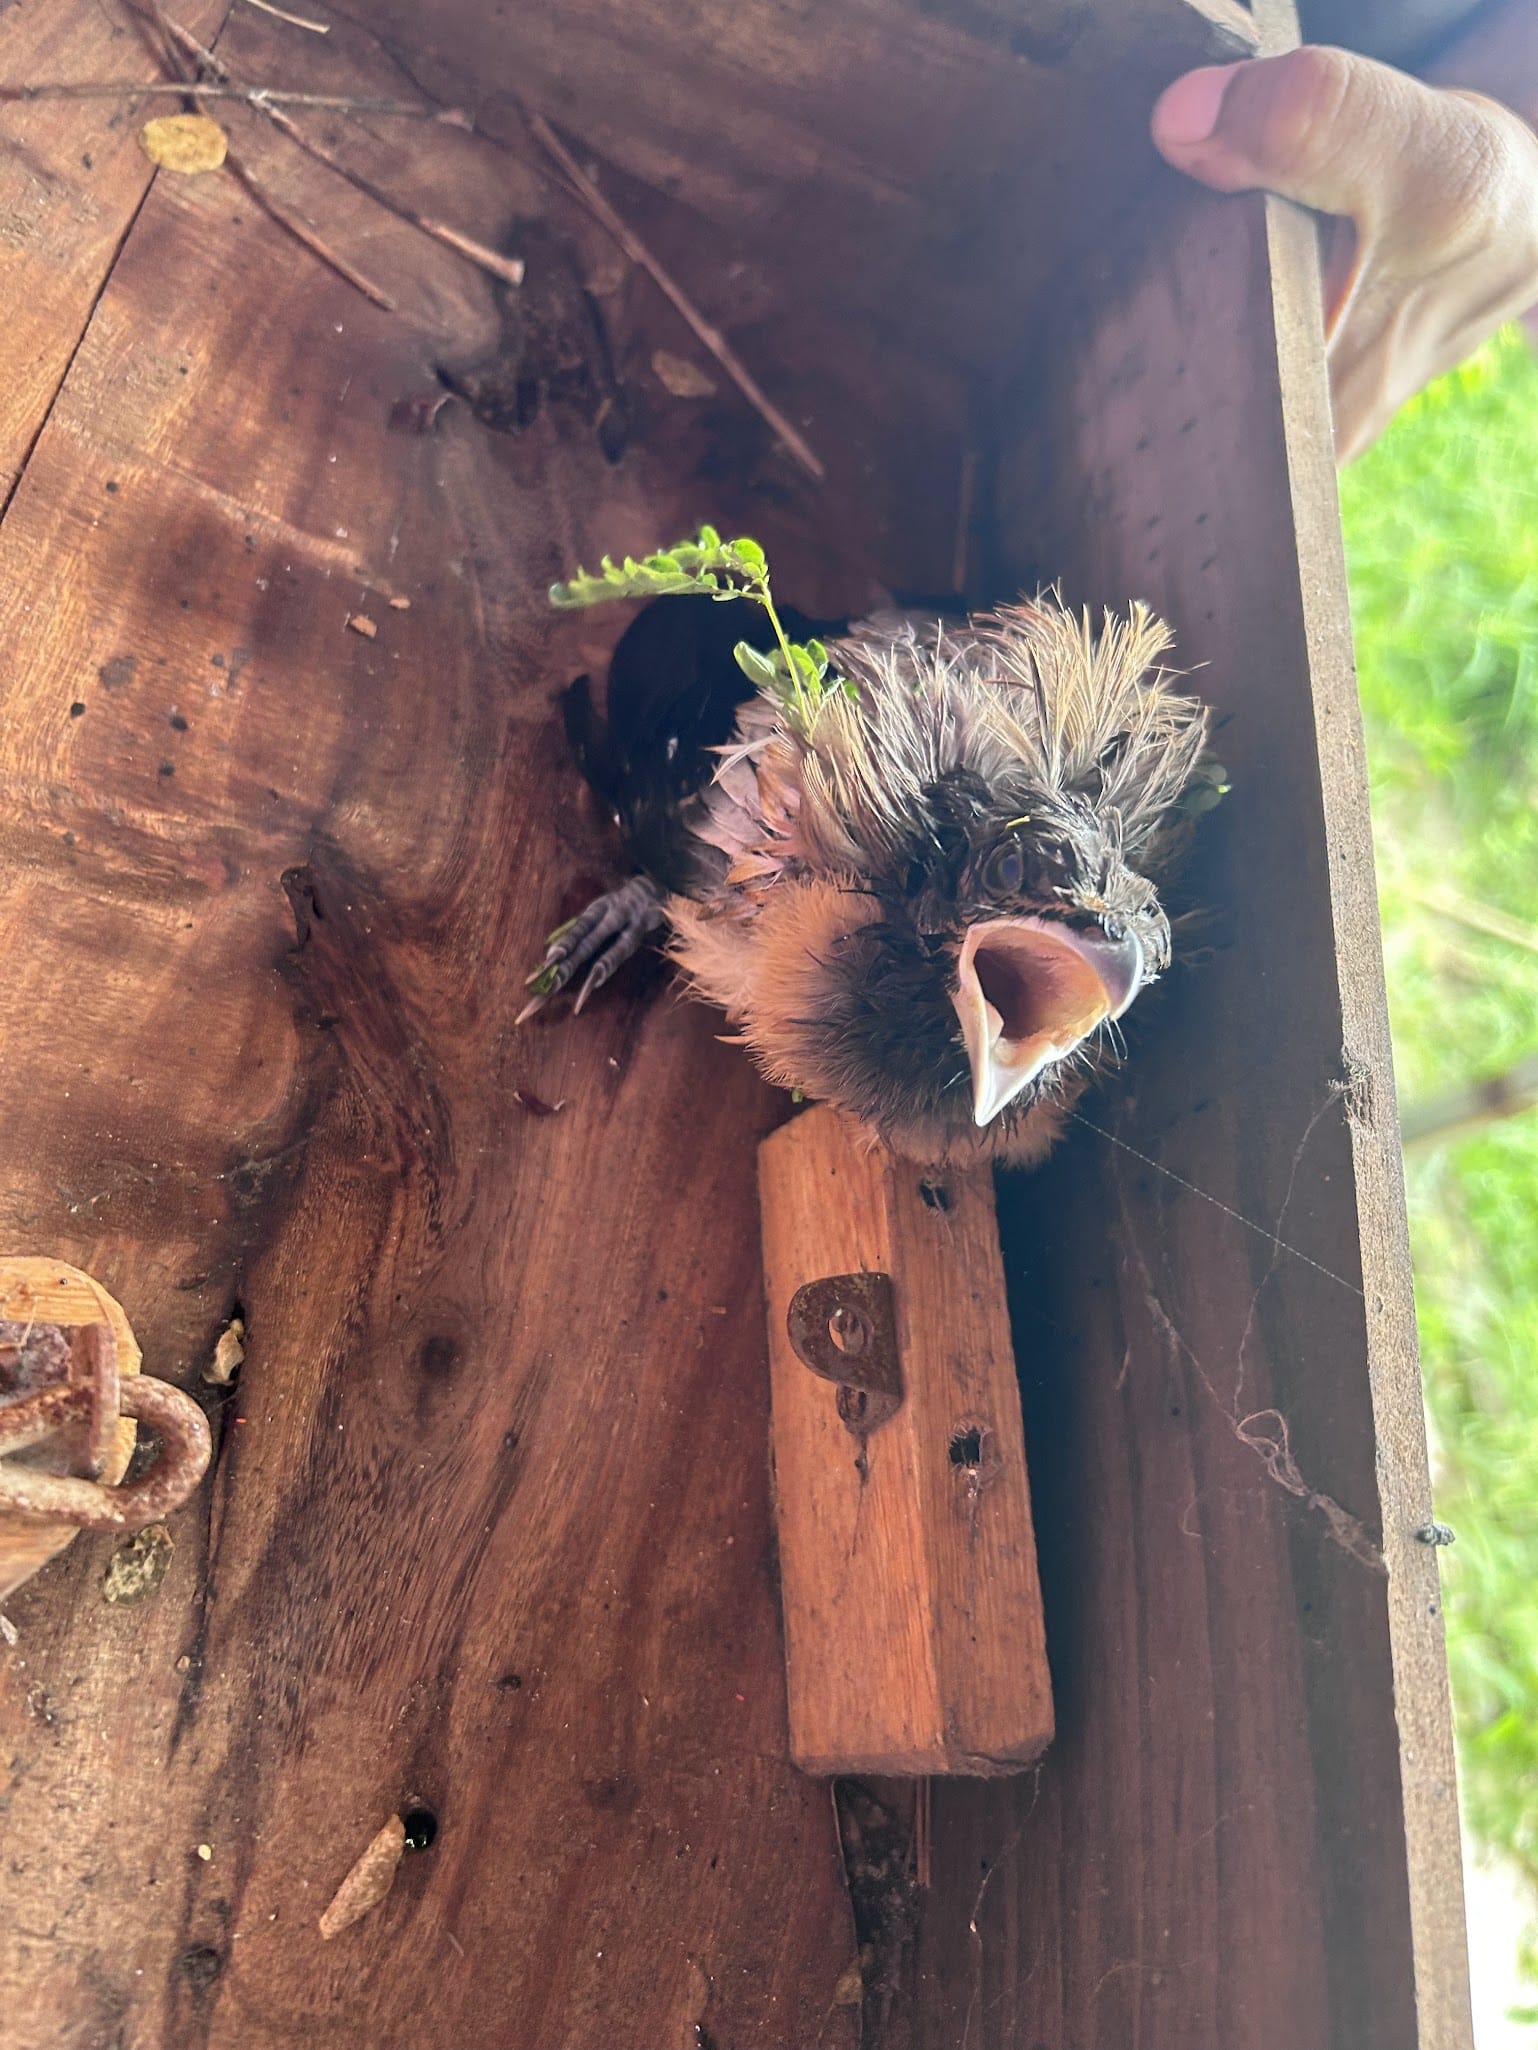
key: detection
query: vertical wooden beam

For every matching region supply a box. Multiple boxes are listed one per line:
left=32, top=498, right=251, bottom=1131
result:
left=914, top=39, right=1472, bottom=2044
left=759, top=1107, right=1052, bottom=1776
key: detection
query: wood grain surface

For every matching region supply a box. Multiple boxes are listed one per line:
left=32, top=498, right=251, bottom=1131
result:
left=0, top=0, right=226, bottom=505
left=910, top=59, right=1473, bottom=2050
left=0, top=8, right=873, bottom=2046
left=0, top=0, right=1469, bottom=2045
left=759, top=1108, right=1052, bottom=1777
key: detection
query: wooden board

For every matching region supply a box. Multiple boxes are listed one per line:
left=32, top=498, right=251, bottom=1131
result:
left=907, top=21, right=1475, bottom=2050
left=759, top=1107, right=1052, bottom=1776
left=0, top=0, right=227, bottom=505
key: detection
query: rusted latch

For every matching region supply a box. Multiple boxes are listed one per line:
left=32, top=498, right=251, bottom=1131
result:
left=0, top=1259, right=213, bottom=1602
left=0, top=1317, right=210, bottom=1529
left=785, top=1272, right=902, bottom=1436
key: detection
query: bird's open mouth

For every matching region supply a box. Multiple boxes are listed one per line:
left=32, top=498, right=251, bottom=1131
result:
left=952, top=916, right=1143, bottom=1127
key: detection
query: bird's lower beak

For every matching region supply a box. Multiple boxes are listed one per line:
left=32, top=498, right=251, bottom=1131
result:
left=951, top=917, right=1144, bottom=1127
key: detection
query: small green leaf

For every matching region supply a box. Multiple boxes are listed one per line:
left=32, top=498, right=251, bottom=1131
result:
left=734, top=642, right=782, bottom=690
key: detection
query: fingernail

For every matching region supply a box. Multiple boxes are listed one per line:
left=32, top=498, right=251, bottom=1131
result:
left=1152, top=64, right=1239, bottom=148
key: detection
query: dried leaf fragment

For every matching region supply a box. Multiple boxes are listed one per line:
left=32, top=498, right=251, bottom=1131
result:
left=347, top=613, right=378, bottom=640
left=140, top=114, right=229, bottom=176
left=103, top=1523, right=174, bottom=1605
left=831, top=1958, right=864, bottom=2007
left=205, top=1316, right=245, bottom=1386
left=651, top=350, right=717, bottom=400
left=319, top=1814, right=407, bottom=1939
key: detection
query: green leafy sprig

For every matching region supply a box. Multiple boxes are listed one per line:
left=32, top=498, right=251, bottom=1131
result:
left=549, top=527, right=853, bottom=732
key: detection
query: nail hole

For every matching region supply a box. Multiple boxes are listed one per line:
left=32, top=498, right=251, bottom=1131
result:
left=401, top=1807, right=438, bottom=1852
left=919, top=1180, right=950, bottom=1211
left=948, top=1427, right=984, bottom=1469
left=838, top=1387, right=871, bottom=1429
left=828, top=1306, right=869, bottom=1355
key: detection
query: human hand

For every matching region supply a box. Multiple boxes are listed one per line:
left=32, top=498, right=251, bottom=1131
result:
left=1151, top=47, right=1538, bottom=461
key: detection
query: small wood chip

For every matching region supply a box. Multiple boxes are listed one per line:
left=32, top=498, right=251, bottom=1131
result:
left=319, top=1814, right=407, bottom=1939
left=196, top=1842, right=213, bottom=1861
left=651, top=349, right=717, bottom=400
left=0, top=1612, right=17, bottom=1647
left=141, top=113, right=229, bottom=175
left=387, top=595, right=411, bottom=611
left=347, top=613, right=378, bottom=639
left=204, top=1315, right=245, bottom=1386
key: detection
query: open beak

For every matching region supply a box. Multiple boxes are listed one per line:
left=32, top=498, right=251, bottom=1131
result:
left=951, top=916, right=1143, bottom=1127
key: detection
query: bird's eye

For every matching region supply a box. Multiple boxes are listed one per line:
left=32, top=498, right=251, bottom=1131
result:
left=982, top=839, right=1026, bottom=897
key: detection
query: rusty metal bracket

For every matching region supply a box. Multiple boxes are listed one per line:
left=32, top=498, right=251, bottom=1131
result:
left=0, top=1315, right=211, bottom=1531
left=786, top=1272, right=902, bottom=1436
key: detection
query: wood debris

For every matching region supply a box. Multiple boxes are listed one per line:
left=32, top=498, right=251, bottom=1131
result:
left=347, top=613, right=378, bottom=640
left=240, top=0, right=330, bottom=30
left=319, top=1814, right=407, bottom=1939
left=204, top=1315, right=245, bottom=1386
left=651, top=350, right=717, bottom=400
left=387, top=595, right=411, bottom=611
left=525, top=109, right=823, bottom=480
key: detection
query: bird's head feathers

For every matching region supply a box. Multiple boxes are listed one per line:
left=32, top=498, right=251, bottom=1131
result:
left=671, top=595, right=1218, bottom=1165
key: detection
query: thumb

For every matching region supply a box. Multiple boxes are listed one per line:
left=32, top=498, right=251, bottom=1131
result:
left=1151, top=46, right=1456, bottom=225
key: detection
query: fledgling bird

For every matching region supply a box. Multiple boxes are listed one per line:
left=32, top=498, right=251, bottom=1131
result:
left=525, top=587, right=1216, bottom=1167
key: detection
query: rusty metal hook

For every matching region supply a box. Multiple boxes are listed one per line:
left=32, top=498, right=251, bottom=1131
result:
left=0, top=1308, right=211, bottom=1533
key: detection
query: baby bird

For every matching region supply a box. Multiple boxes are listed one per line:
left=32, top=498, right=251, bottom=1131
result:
left=525, top=590, right=1215, bottom=1167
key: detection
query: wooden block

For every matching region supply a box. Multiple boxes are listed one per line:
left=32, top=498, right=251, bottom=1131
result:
left=759, top=1104, right=1052, bottom=1776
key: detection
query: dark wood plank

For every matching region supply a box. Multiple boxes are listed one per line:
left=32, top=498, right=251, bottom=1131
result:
left=348, top=0, right=1254, bottom=380
left=0, top=11, right=869, bottom=2046
left=0, top=0, right=227, bottom=505
left=911, top=92, right=1473, bottom=2050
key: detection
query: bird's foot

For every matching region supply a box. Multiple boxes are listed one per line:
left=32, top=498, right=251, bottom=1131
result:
left=516, top=875, right=667, bottom=1025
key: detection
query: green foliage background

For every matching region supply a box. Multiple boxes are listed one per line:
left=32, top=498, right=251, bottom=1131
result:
left=1342, top=328, right=1538, bottom=1965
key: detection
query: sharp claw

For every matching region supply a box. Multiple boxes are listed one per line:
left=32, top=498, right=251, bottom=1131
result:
left=523, top=878, right=664, bottom=1022
left=571, top=966, right=603, bottom=1017
left=515, top=993, right=548, bottom=1027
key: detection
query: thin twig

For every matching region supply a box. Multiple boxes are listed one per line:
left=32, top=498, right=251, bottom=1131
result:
left=222, top=152, right=395, bottom=307
left=136, top=0, right=394, bottom=310
left=157, top=13, right=523, bottom=289
left=1410, top=880, right=1538, bottom=957
left=0, top=81, right=443, bottom=115
left=240, top=0, right=329, bottom=30
left=524, top=108, right=825, bottom=481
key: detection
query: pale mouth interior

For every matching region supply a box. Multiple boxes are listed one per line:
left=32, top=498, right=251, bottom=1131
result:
left=953, top=918, right=1136, bottom=1128
left=971, top=934, right=1111, bottom=1055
